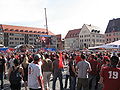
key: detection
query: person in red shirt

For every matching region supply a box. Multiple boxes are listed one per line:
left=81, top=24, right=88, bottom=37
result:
left=88, top=54, right=98, bottom=90
left=100, top=56, right=120, bottom=90
left=75, top=54, right=81, bottom=64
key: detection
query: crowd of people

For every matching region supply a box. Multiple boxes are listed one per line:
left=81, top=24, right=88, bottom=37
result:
left=0, top=50, right=120, bottom=90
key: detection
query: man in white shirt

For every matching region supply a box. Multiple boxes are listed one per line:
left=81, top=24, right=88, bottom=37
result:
left=28, top=54, right=44, bottom=90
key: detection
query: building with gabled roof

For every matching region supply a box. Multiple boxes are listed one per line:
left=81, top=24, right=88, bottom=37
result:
left=0, top=24, right=57, bottom=48
left=105, top=18, right=120, bottom=43
left=64, top=29, right=81, bottom=50
left=0, top=24, right=54, bottom=35
left=79, top=24, right=105, bottom=49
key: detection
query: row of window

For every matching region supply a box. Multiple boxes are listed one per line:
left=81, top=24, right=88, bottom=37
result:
left=9, top=42, right=29, bottom=45
left=106, top=38, right=119, bottom=42
left=69, top=33, right=79, bottom=37
left=80, top=39, right=90, bottom=42
left=9, top=33, right=39, bottom=37
left=79, top=39, right=105, bottom=42
left=9, top=37, right=24, bottom=40
left=9, top=42, right=36, bottom=45
left=9, top=37, right=36, bottom=41
left=80, top=34, right=104, bottom=38
left=4, top=28, right=47, bottom=34
left=79, top=44, right=91, bottom=47
left=106, top=33, right=120, bottom=36
left=91, top=29, right=100, bottom=33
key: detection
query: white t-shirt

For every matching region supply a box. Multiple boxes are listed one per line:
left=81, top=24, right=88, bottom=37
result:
left=28, top=62, right=43, bottom=89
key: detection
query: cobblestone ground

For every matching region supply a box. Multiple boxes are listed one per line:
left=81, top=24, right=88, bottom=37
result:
left=2, top=78, right=64, bottom=90
left=2, top=68, right=102, bottom=90
left=1, top=76, right=102, bottom=90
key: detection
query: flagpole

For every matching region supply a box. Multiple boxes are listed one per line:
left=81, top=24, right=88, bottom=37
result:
left=44, top=8, right=50, bottom=48
left=44, top=8, right=48, bottom=35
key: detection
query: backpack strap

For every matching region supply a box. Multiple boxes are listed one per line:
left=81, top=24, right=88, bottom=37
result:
left=16, top=67, right=20, bottom=72
left=12, top=66, right=19, bottom=72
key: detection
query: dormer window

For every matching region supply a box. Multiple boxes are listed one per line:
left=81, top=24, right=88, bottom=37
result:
left=10, top=29, right=14, bottom=31
left=34, top=31, right=37, bottom=33
left=91, top=29, right=94, bottom=32
left=46, top=32, right=48, bottom=34
left=29, top=31, right=32, bottom=32
left=94, top=30, right=97, bottom=32
left=15, top=29, right=19, bottom=32
left=4, top=29, right=8, bottom=31
left=42, top=32, right=45, bottom=33
left=38, top=31, right=41, bottom=33
left=97, top=31, right=100, bottom=33
left=20, top=30, right=23, bottom=32
left=25, top=30, right=28, bottom=32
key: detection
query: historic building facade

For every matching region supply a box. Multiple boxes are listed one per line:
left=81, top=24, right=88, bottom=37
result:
left=0, top=24, right=58, bottom=49
left=64, top=29, right=81, bottom=50
left=79, top=24, right=105, bottom=49
left=105, top=18, right=120, bottom=44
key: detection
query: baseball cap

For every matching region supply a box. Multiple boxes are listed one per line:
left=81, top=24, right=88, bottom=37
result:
left=34, top=54, right=41, bottom=61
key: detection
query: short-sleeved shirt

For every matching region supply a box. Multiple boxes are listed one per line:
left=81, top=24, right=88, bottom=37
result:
left=28, top=62, right=42, bottom=89
left=77, top=60, right=91, bottom=78
left=100, top=66, right=120, bottom=90
left=53, top=59, right=62, bottom=75
left=0, top=59, right=5, bottom=73
left=88, top=59, right=98, bottom=75
left=42, top=59, right=52, bottom=72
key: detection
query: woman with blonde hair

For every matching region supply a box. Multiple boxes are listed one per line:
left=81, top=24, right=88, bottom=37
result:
left=22, top=55, right=29, bottom=90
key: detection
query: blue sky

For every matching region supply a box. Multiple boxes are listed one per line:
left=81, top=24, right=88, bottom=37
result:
left=0, top=0, right=120, bottom=37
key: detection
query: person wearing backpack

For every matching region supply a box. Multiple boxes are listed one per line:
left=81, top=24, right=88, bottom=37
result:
left=22, top=55, right=29, bottom=90
left=8, top=59, right=24, bottom=90
left=42, top=54, right=52, bottom=90
left=28, top=54, right=44, bottom=90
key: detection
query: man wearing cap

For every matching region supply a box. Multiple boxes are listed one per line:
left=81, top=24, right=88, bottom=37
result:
left=100, top=56, right=120, bottom=90
left=28, top=54, right=44, bottom=90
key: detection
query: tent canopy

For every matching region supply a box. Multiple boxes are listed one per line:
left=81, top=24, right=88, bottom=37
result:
left=89, top=40, right=120, bottom=49
left=0, top=44, right=5, bottom=48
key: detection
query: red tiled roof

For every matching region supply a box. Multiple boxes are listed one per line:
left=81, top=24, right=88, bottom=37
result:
left=0, top=24, right=54, bottom=35
left=65, top=29, right=81, bottom=39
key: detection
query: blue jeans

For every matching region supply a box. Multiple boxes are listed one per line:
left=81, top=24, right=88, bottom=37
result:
left=70, top=76, right=76, bottom=90
left=0, top=72, right=4, bottom=89
left=88, top=74, right=97, bottom=90
left=64, top=75, right=70, bottom=89
left=52, top=73, right=63, bottom=90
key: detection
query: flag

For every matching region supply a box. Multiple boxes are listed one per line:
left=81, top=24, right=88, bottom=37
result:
left=58, top=52, right=64, bottom=68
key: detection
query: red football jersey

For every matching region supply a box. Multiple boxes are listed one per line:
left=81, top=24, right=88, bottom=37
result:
left=100, top=66, right=120, bottom=90
left=89, top=59, right=98, bottom=75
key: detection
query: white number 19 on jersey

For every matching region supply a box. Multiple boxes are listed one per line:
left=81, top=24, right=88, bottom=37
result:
left=108, top=71, right=118, bottom=79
